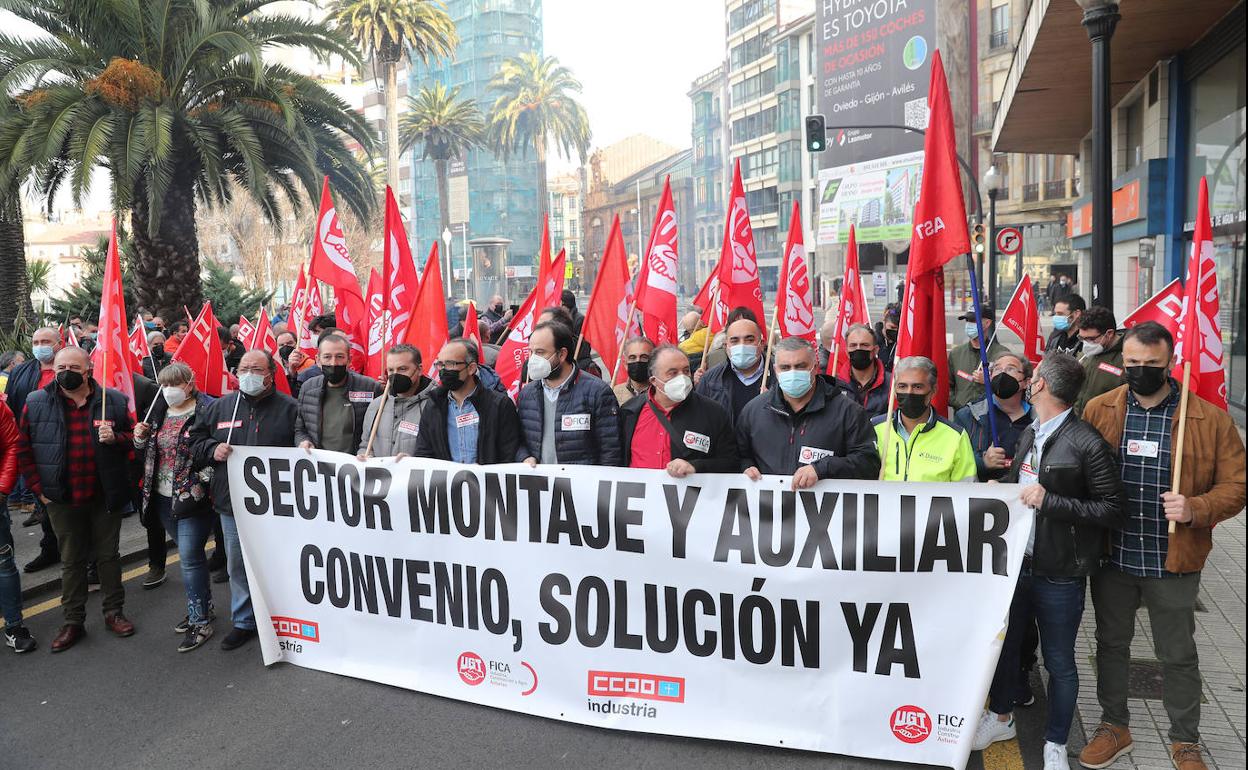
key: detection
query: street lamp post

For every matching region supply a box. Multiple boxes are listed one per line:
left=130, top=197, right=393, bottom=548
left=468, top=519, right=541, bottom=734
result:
left=441, top=227, right=453, bottom=299
left=1078, top=0, right=1121, bottom=310
left=629, top=207, right=642, bottom=258
left=983, top=165, right=1003, bottom=304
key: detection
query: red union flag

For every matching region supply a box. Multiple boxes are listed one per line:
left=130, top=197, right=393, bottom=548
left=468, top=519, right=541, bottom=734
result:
left=536, top=218, right=561, bottom=310
left=633, top=177, right=679, bottom=344
left=237, top=315, right=257, bottom=350
left=1124, top=278, right=1183, bottom=334
left=383, top=187, right=421, bottom=348
left=309, top=176, right=367, bottom=365
left=582, top=215, right=631, bottom=377
left=403, top=243, right=450, bottom=378
left=294, top=265, right=324, bottom=357
left=897, top=265, right=950, bottom=415
left=1173, top=176, right=1227, bottom=410
left=251, top=306, right=291, bottom=396
left=828, top=225, right=869, bottom=376
left=1000, top=274, right=1046, bottom=365
left=692, top=269, right=729, bottom=333
left=496, top=284, right=540, bottom=399
left=776, top=201, right=816, bottom=343
left=172, top=302, right=229, bottom=397
left=89, top=219, right=137, bottom=417
left=364, top=268, right=385, bottom=378
left=128, top=315, right=150, bottom=373
left=462, top=301, right=483, bottom=358
left=717, top=160, right=765, bottom=325
left=908, top=50, right=969, bottom=276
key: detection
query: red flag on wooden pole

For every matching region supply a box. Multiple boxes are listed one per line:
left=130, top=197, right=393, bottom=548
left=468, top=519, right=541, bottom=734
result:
left=1000, top=274, right=1046, bottom=365
left=582, top=215, right=631, bottom=377
left=90, top=219, right=137, bottom=417
left=828, top=225, right=870, bottom=377
left=309, top=176, right=367, bottom=368
left=403, top=244, right=450, bottom=378
left=776, top=200, right=817, bottom=344
left=633, top=177, right=680, bottom=344
left=717, top=160, right=765, bottom=325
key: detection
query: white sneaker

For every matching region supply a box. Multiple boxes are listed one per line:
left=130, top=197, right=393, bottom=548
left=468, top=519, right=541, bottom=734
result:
left=1043, top=741, right=1069, bottom=769
left=971, top=710, right=1017, bottom=751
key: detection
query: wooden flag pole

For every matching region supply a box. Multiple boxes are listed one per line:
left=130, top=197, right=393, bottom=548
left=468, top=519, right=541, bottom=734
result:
left=878, top=385, right=898, bottom=481
left=696, top=281, right=721, bottom=375
left=1168, top=360, right=1193, bottom=535
left=759, top=304, right=780, bottom=389
left=362, top=375, right=392, bottom=460
left=608, top=296, right=639, bottom=386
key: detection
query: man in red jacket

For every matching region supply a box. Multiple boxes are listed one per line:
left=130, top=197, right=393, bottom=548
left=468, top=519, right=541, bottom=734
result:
left=0, top=401, right=37, bottom=652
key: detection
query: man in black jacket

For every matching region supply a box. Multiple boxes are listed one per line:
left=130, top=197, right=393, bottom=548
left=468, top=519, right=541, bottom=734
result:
left=7, top=327, right=62, bottom=571
left=836, top=323, right=891, bottom=418
left=414, top=339, right=521, bottom=464
left=971, top=351, right=1124, bottom=766
left=16, top=347, right=137, bottom=652
left=189, top=350, right=298, bottom=651
left=619, top=345, right=738, bottom=476
left=294, top=334, right=380, bottom=453
left=695, top=315, right=767, bottom=423
left=737, top=337, right=880, bottom=487
left=1047, top=293, right=1085, bottom=357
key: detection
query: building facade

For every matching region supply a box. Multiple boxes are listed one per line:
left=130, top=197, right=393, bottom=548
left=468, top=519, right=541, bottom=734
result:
left=406, top=0, right=543, bottom=286
left=548, top=172, right=583, bottom=291
left=994, top=0, right=1246, bottom=416
left=689, top=65, right=728, bottom=282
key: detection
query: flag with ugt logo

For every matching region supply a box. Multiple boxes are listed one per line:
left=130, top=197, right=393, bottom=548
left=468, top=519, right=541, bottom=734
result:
left=829, top=224, right=870, bottom=377
left=90, top=219, right=137, bottom=417
left=717, top=160, right=765, bottom=326
left=310, top=176, right=367, bottom=369
left=1172, top=176, right=1227, bottom=410
left=633, top=177, right=680, bottom=344
left=776, top=200, right=816, bottom=343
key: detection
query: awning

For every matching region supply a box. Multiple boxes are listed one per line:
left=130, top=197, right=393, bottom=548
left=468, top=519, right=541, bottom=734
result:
left=992, top=0, right=1238, bottom=154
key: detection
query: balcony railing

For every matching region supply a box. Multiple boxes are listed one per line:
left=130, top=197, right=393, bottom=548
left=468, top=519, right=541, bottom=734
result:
left=989, top=29, right=1011, bottom=50
left=1022, top=183, right=1040, bottom=202
left=973, top=112, right=995, bottom=136
left=1044, top=179, right=1070, bottom=199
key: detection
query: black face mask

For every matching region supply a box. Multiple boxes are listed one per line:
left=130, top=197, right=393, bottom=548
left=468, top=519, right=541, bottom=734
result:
left=848, top=349, right=874, bottom=371
left=388, top=373, right=414, bottom=394
left=1125, top=365, right=1168, bottom=397
left=626, top=360, right=650, bottom=383
left=898, top=392, right=929, bottom=420
left=56, top=370, right=85, bottom=391
left=991, top=372, right=1021, bottom=399
left=279, top=345, right=295, bottom=361
left=150, top=343, right=164, bottom=358
left=492, top=304, right=505, bottom=315
left=440, top=368, right=465, bottom=391
left=322, top=364, right=348, bottom=385
left=884, top=328, right=898, bottom=343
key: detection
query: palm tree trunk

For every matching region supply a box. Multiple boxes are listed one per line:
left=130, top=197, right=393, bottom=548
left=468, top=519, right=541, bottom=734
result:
left=435, top=157, right=451, bottom=245
left=385, top=60, right=400, bottom=194
left=535, top=138, right=548, bottom=223
left=0, top=184, right=33, bottom=329
left=131, top=169, right=203, bottom=321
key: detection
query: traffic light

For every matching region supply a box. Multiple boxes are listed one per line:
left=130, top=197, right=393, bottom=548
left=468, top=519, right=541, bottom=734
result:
left=971, top=223, right=986, bottom=255
left=805, top=115, right=826, bottom=152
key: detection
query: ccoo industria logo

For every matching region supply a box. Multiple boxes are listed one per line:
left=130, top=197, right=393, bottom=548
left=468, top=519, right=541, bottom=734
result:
left=272, top=616, right=319, bottom=642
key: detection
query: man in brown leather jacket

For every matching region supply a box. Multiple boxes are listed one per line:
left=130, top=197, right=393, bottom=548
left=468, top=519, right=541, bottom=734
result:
left=1079, top=321, right=1245, bottom=770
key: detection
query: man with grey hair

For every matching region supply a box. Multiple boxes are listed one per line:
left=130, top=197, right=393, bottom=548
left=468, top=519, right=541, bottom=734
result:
left=872, top=355, right=977, bottom=481
left=737, top=336, right=879, bottom=489
left=973, top=351, right=1123, bottom=769
left=619, top=345, right=738, bottom=476
left=614, top=336, right=655, bottom=405
left=143, top=330, right=170, bottom=379
left=954, top=351, right=1035, bottom=482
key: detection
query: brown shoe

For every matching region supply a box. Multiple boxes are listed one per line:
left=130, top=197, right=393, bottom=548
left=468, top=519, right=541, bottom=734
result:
left=1171, top=743, right=1208, bottom=770
left=1079, top=723, right=1133, bottom=768
left=50, top=624, right=85, bottom=653
left=103, top=612, right=135, bottom=637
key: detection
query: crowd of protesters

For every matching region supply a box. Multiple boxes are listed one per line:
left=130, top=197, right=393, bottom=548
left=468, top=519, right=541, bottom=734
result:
left=0, top=290, right=1242, bottom=770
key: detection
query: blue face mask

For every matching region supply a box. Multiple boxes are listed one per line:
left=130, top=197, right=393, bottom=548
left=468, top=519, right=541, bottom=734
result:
left=729, top=344, right=759, bottom=370
left=31, top=344, right=54, bottom=363
left=777, top=369, right=813, bottom=398
left=964, top=322, right=980, bottom=340
left=1053, top=315, right=1071, bottom=332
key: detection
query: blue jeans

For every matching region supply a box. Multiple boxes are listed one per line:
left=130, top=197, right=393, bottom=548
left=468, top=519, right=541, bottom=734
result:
left=989, top=570, right=1086, bottom=744
left=218, top=514, right=255, bottom=630
left=0, top=501, right=24, bottom=630
left=154, top=495, right=214, bottom=625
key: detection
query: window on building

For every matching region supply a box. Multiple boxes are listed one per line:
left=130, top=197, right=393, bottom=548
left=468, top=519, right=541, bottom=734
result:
left=731, top=106, right=777, bottom=145
left=731, top=68, right=776, bottom=106
left=730, top=29, right=775, bottom=70
left=989, top=4, right=1010, bottom=49
left=728, top=0, right=775, bottom=34
left=1124, top=99, right=1144, bottom=170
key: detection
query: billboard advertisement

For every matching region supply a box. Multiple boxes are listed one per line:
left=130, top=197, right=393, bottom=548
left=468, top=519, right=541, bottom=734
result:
left=817, top=150, right=924, bottom=244
left=815, top=0, right=935, bottom=166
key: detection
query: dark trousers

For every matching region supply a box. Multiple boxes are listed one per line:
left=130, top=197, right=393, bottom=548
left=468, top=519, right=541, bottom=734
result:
left=989, top=571, right=1086, bottom=745
left=145, top=511, right=167, bottom=570
left=45, top=498, right=124, bottom=624
left=1092, top=566, right=1202, bottom=743
left=38, top=499, right=58, bottom=555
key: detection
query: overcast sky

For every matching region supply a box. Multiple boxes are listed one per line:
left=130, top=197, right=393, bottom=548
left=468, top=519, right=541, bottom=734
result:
left=543, top=0, right=725, bottom=170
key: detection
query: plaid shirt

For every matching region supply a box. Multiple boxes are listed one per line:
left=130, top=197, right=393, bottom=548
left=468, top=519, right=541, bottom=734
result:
left=18, top=387, right=102, bottom=505
left=1111, top=381, right=1179, bottom=577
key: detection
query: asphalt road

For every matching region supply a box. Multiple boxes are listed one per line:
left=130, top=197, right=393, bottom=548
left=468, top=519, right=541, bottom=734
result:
left=0, top=556, right=1067, bottom=770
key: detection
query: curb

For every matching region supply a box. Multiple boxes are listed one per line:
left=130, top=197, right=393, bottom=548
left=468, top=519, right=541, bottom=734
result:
left=20, top=538, right=175, bottom=603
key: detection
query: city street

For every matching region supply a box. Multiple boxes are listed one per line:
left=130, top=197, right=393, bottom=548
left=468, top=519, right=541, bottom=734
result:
left=3, top=529, right=1048, bottom=770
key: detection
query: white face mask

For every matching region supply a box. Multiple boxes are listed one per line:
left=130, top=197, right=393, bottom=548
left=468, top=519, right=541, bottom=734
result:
left=660, top=374, right=693, bottom=403
left=162, top=386, right=189, bottom=407
left=526, top=353, right=554, bottom=381
left=238, top=372, right=267, bottom=396
left=1081, top=341, right=1104, bottom=357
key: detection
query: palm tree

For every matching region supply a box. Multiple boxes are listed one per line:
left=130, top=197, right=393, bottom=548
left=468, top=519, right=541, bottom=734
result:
left=0, top=0, right=376, bottom=321
left=330, top=0, right=458, bottom=193
left=399, top=84, right=483, bottom=241
left=0, top=97, right=32, bottom=329
left=487, top=53, right=591, bottom=214
left=26, top=258, right=52, bottom=296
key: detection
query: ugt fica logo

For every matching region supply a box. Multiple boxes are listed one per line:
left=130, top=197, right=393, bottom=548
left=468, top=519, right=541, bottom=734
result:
left=457, top=652, right=487, bottom=686
left=890, top=704, right=931, bottom=744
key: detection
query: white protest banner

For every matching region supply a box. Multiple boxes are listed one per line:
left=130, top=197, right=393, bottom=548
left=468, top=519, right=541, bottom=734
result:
left=227, top=448, right=1031, bottom=769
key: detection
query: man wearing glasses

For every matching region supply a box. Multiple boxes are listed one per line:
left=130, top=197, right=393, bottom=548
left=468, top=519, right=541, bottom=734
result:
left=413, top=339, right=521, bottom=464
left=1073, top=305, right=1124, bottom=414
left=953, top=351, right=1035, bottom=482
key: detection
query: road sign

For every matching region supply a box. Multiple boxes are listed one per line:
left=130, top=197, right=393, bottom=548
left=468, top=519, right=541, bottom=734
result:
left=996, top=227, right=1022, bottom=256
